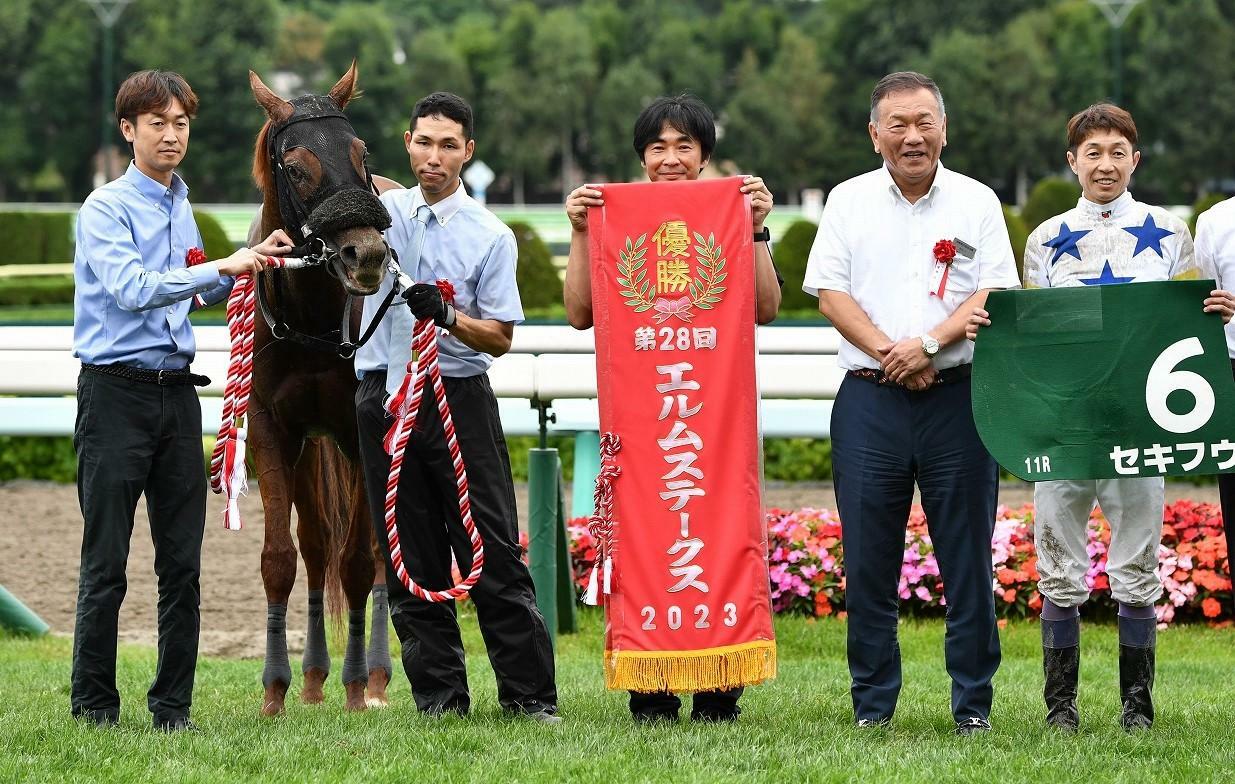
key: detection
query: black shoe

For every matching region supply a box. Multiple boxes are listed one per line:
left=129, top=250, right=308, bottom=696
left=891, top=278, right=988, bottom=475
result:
left=422, top=703, right=469, bottom=720
left=1043, top=645, right=1080, bottom=732
left=691, top=705, right=740, bottom=723
left=955, top=717, right=992, bottom=736
left=74, top=708, right=119, bottom=728
left=154, top=716, right=198, bottom=733
left=632, top=710, right=679, bottom=724
left=1119, top=642, right=1155, bottom=731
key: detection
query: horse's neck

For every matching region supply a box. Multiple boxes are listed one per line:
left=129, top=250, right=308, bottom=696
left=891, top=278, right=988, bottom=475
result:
left=259, top=191, right=348, bottom=332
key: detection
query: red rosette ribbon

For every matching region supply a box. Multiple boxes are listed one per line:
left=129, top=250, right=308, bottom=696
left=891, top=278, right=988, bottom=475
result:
left=435, top=279, right=456, bottom=305
left=931, top=239, right=957, bottom=297
left=186, top=246, right=207, bottom=267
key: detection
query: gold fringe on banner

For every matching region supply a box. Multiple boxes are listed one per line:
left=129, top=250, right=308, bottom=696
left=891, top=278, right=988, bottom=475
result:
left=604, top=640, right=777, bottom=692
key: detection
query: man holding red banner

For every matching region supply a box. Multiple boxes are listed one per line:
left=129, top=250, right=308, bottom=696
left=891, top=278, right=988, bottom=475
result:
left=804, top=72, right=1019, bottom=735
left=563, top=94, right=781, bottom=723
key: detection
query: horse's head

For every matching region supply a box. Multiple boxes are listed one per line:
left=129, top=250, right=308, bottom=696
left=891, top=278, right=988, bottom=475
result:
left=250, top=63, right=390, bottom=295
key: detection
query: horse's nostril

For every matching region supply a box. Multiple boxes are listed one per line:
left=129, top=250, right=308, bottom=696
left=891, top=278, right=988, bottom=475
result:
left=340, top=245, right=359, bottom=267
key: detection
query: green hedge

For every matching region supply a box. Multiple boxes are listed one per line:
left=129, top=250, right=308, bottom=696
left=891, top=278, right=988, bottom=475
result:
left=775, top=219, right=820, bottom=313
left=507, top=220, right=563, bottom=310
left=1020, top=177, right=1081, bottom=235
left=194, top=210, right=234, bottom=260
left=0, top=275, right=74, bottom=307
left=0, top=212, right=74, bottom=265
left=1003, top=205, right=1028, bottom=282
left=1190, top=193, right=1229, bottom=236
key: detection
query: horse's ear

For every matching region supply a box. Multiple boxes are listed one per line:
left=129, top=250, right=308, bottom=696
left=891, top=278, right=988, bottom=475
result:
left=328, top=60, right=359, bottom=110
left=249, top=70, right=293, bottom=124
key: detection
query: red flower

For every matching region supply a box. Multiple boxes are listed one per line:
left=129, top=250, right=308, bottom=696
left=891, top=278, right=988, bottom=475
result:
left=436, top=279, right=456, bottom=305
left=186, top=247, right=207, bottom=267
left=933, top=239, right=956, bottom=264
left=1203, top=597, right=1222, bottom=618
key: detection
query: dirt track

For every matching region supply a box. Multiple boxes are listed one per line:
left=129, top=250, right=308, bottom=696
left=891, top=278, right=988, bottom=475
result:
left=0, top=479, right=1219, bottom=658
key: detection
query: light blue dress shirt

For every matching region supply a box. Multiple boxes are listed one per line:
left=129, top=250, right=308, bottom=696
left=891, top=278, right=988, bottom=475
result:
left=379, top=184, right=523, bottom=379
left=73, top=163, right=232, bottom=370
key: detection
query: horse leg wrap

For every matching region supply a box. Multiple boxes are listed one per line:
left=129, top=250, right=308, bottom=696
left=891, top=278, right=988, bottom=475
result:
left=263, top=602, right=293, bottom=689
left=302, top=590, right=331, bottom=676
left=366, top=585, right=393, bottom=680
left=342, top=608, right=369, bottom=686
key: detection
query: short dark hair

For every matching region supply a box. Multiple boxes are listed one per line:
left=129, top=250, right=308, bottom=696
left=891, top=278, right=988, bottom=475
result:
left=632, top=94, right=716, bottom=162
left=409, top=92, right=473, bottom=140
left=1066, top=103, right=1137, bottom=151
left=114, top=70, right=198, bottom=125
left=870, top=71, right=945, bottom=124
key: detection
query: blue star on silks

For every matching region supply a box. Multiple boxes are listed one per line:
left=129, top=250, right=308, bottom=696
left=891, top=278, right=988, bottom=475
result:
left=1122, top=214, right=1175, bottom=258
left=1042, top=222, right=1090, bottom=266
left=1080, top=261, right=1136, bottom=286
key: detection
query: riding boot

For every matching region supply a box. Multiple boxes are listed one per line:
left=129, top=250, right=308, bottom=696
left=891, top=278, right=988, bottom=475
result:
left=1118, top=615, right=1155, bottom=731
left=1041, top=616, right=1080, bottom=732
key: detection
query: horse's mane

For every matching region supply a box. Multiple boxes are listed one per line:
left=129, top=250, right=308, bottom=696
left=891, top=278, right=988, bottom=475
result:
left=252, top=119, right=274, bottom=198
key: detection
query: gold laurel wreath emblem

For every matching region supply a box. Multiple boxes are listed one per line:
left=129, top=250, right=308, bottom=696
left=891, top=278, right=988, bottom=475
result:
left=616, top=231, right=728, bottom=314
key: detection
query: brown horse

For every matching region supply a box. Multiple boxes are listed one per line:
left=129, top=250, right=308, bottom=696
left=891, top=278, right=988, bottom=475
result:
left=246, top=64, right=399, bottom=715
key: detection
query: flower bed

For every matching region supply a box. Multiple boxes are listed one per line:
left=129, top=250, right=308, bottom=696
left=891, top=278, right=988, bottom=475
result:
left=564, top=499, right=1231, bottom=626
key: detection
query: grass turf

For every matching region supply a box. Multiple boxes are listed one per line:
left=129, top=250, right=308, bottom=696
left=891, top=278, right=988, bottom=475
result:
left=2, top=611, right=1233, bottom=783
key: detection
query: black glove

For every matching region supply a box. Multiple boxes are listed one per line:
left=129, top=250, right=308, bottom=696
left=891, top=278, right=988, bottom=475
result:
left=403, top=283, right=456, bottom=327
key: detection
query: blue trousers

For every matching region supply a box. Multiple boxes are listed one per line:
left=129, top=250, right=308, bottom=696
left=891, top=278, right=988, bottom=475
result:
left=831, top=374, right=1001, bottom=723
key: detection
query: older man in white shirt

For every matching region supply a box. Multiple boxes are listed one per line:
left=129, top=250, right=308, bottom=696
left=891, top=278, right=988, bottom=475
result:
left=1195, top=197, right=1235, bottom=604
left=803, top=71, right=1019, bottom=735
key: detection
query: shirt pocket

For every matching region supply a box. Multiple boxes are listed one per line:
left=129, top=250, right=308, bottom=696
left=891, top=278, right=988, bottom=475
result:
left=943, top=253, right=979, bottom=308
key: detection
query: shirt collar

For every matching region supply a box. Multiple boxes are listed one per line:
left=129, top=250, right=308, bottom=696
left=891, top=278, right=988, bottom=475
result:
left=881, top=160, right=946, bottom=205
left=1078, top=189, right=1134, bottom=220
left=409, top=181, right=469, bottom=226
left=122, top=161, right=188, bottom=203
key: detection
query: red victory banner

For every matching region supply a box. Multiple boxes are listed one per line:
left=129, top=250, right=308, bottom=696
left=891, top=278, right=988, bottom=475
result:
left=587, top=176, right=776, bottom=692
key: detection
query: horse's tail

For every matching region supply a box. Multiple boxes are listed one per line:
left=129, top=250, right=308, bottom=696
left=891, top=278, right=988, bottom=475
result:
left=297, top=437, right=349, bottom=629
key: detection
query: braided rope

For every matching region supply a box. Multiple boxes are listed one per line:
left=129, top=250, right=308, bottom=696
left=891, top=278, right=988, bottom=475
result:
left=382, top=313, right=484, bottom=602
left=584, top=432, right=621, bottom=604
left=208, top=257, right=308, bottom=530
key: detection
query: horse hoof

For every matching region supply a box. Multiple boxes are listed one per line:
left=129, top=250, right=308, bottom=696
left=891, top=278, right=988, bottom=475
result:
left=262, top=682, right=288, bottom=717
left=302, top=668, right=327, bottom=705
left=345, top=681, right=368, bottom=712
left=365, top=668, right=391, bottom=708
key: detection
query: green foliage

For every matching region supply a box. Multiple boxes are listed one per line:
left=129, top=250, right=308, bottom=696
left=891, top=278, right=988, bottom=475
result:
left=1003, top=205, right=1029, bottom=281
left=1190, top=193, right=1229, bottom=236
left=0, top=212, right=73, bottom=265
left=193, top=210, right=234, bottom=260
left=774, top=219, right=820, bottom=314
left=0, top=275, right=73, bottom=307
left=507, top=220, right=563, bottom=309
left=1020, top=177, right=1081, bottom=234
left=0, top=436, right=75, bottom=482
left=505, top=436, right=576, bottom=482
left=763, top=438, right=832, bottom=481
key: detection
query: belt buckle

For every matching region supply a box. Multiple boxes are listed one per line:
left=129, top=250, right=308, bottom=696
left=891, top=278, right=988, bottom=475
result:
left=157, top=369, right=169, bottom=386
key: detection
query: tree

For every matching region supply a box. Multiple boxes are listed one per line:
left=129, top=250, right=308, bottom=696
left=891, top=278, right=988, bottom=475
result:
left=723, top=29, right=835, bottom=204
left=587, top=60, right=662, bottom=182
left=122, top=0, right=280, bottom=201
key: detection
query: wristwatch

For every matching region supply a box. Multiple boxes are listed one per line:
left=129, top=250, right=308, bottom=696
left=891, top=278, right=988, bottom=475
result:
left=920, top=334, right=940, bottom=357
left=753, top=227, right=771, bottom=243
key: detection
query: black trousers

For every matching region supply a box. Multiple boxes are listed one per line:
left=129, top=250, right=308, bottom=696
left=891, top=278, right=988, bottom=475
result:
left=356, top=371, right=557, bottom=714
left=71, top=370, right=205, bottom=724
left=831, top=374, right=1001, bottom=723
left=1217, top=360, right=1235, bottom=611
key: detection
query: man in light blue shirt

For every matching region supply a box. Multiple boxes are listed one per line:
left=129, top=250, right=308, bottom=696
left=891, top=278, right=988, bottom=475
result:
left=355, top=92, right=558, bottom=723
left=71, top=70, right=290, bottom=733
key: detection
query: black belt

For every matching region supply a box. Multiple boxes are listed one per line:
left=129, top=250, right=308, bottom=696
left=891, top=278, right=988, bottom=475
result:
left=847, top=363, right=971, bottom=389
left=82, top=363, right=211, bottom=387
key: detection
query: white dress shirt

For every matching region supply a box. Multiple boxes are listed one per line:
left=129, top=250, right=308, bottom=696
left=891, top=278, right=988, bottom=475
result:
left=1194, top=197, right=1235, bottom=359
left=803, top=163, right=1019, bottom=370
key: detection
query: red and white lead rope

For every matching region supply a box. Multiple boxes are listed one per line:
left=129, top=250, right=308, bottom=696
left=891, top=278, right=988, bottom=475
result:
left=206, top=256, right=312, bottom=530
left=381, top=288, right=484, bottom=602
left=584, top=432, right=621, bottom=605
